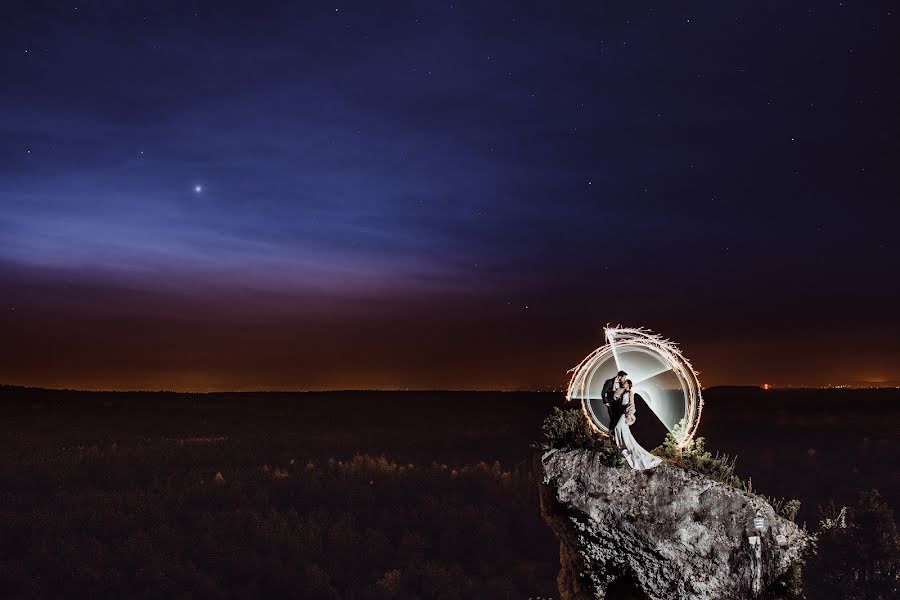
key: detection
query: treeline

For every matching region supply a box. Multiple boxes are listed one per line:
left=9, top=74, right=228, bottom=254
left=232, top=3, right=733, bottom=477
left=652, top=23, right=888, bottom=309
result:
left=0, top=444, right=558, bottom=599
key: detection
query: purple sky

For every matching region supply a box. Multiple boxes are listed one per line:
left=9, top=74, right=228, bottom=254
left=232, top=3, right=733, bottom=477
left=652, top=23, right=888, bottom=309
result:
left=2, top=2, right=899, bottom=390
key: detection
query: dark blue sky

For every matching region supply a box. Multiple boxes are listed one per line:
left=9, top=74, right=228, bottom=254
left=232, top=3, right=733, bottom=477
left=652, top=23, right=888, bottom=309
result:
left=2, top=1, right=898, bottom=390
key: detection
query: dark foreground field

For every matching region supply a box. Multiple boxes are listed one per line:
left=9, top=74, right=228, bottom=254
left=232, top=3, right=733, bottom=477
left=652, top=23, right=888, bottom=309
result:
left=0, top=385, right=897, bottom=598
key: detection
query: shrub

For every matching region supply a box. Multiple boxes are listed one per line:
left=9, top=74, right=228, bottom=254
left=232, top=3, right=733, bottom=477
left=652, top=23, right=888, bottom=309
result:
left=764, top=497, right=802, bottom=523
left=804, top=489, right=900, bottom=600
left=540, top=407, right=598, bottom=450
left=651, top=421, right=743, bottom=489
left=539, top=408, right=622, bottom=467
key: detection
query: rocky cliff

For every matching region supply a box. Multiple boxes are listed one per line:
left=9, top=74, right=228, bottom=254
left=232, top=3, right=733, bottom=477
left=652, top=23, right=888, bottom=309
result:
left=537, top=448, right=811, bottom=600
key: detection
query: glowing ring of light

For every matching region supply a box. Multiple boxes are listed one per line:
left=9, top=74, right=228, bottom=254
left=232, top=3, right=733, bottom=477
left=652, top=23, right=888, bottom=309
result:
left=566, top=326, right=703, bottom=448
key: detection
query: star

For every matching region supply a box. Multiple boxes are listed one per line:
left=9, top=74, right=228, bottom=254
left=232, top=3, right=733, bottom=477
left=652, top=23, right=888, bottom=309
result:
left=193, top=184, right=203, bottom=193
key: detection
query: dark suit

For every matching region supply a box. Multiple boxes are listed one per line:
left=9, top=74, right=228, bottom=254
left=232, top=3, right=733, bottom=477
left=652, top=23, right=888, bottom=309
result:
left=601, top=377, right=621, bottom=430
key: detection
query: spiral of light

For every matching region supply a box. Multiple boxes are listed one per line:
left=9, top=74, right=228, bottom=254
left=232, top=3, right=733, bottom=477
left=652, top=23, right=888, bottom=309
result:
left=566, top=325, right=703, bottom=448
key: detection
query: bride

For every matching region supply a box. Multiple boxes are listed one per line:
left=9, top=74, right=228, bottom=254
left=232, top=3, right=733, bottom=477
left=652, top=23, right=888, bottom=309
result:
left=612, top=379, right=662, bottom=470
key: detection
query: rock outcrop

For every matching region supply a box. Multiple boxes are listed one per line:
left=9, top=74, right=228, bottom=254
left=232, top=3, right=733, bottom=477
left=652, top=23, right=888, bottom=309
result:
left=537, top=448, right=811, bottom=600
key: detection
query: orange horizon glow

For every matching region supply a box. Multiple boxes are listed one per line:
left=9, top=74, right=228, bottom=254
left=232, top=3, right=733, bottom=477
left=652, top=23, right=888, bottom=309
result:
left=2, top=378, right=899, bottom=394
left=3, top=266, right=899, bottom=394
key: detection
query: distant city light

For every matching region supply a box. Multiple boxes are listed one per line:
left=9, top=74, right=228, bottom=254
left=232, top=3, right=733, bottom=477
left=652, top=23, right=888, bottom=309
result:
left=763, top=383, right=770, bottom=390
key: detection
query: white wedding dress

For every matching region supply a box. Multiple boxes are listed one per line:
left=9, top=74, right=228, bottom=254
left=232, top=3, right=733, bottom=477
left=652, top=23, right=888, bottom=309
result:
left=613, top=390, right=662, bottom=471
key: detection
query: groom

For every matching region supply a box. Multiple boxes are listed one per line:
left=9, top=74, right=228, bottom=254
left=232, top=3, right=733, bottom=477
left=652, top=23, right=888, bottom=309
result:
left=601, top=370, right=628, bottom=431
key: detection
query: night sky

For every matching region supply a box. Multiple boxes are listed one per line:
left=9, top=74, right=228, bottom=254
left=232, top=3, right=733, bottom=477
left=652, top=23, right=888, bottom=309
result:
left=2, top=2, right=898, bottom=391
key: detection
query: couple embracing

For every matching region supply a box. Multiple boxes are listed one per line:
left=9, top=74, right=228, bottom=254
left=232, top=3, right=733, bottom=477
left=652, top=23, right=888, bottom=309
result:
left=601, top=371, right=662, bottom=470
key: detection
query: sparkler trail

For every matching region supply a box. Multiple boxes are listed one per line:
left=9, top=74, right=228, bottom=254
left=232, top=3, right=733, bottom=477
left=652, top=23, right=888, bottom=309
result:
left=566, top=326, right=704, bottom=448
left=607, top=328, right=623, bottom=372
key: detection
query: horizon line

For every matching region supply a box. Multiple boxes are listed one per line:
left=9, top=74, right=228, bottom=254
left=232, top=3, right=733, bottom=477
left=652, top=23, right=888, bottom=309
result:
left=2, top=383, right=898, bottom=394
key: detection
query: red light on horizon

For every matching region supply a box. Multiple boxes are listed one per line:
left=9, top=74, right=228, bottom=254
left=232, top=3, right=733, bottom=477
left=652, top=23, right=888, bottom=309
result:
left=763, top=383, right=770, bottom=390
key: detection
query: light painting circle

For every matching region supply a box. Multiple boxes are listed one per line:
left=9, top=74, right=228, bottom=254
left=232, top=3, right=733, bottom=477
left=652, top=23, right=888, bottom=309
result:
left=566, top=326, right=703, bottom=448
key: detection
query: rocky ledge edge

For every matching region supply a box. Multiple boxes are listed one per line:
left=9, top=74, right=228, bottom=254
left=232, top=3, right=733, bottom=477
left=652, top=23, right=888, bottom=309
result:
left=536, top=447, right=812, bottom=600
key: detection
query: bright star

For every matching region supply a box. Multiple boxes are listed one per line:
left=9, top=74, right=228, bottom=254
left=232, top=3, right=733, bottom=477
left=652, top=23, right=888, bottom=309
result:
left=194, top=184, right=203, bottom=193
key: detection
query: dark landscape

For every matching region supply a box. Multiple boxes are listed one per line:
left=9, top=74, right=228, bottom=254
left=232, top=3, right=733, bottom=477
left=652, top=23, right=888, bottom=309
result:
left=3, top=2, right=900, bottom=598
left=1, top=384, right=896, bottom=598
